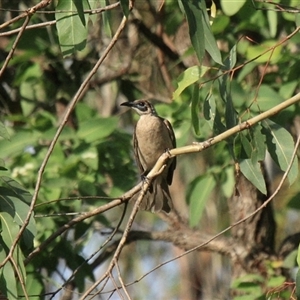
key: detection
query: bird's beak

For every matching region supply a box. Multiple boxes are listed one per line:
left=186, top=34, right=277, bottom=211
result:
left=120, top=102, right=133, bottom=107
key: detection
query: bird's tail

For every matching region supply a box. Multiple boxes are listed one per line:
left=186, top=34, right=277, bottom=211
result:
left=134, top=177, right=173, bottom=213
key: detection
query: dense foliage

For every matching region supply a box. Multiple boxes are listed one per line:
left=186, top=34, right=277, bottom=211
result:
left=0, top=0, right=300, bottom=299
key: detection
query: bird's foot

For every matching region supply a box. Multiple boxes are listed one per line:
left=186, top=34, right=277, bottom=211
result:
left=141, top=174, right=153, bottom=192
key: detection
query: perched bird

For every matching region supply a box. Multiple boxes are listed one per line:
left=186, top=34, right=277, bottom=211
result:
left=121, top=100, right=176, bottom=213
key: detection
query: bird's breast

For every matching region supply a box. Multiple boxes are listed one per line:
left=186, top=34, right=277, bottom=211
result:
left=135, top=115, right=173, bottom=170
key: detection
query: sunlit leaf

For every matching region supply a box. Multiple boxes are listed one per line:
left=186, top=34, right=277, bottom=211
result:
left=246, top=41, right=282, bottom=64
left=267, top=9, right=277, bottom=38
left=55, top=0, right=91, bottom=56
left=0, top=130, right=39, bottom=159
left=0, top=121, right=10, bottom=140
left=188, top=175, right=216, bottom=227
left=77, top=117, right=118, bottom=143
left=173, top=66, right=210, bottom=99
left=220, top=0, right=246, bottom=16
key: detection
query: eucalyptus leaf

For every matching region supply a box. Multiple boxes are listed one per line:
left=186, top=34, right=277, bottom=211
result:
left=0, top=121, right=10, bottom=140
left=0, top=260, right=18, bottom=299
left=191, top=84, right=200, bottom=136
left=55, top=0, right=91, bottom=56
left=296, top=268, right=300, bottom=299
left=262, top=119, right=298, bottom=185
left=220, top=0, right=246, bottom=16
left=77, top=117, right=118, bottom=143
left=200, top=0, right=223, bottom=65
left=188, top=175, right=216, bottom=227
left=240, top=159, right=267, bottom=195
left=173, top=66, right=210, bottom=99
left=180, top=0, right=205, bottom=64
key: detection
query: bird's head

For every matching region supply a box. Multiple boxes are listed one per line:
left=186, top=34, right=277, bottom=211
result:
left=121, top=100, right=157, bottom=116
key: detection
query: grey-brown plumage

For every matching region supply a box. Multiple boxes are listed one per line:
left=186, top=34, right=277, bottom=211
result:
left=121, top=100, right=176, bottom=213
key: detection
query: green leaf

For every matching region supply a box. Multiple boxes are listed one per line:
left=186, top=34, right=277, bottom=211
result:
left=0, top=212, right=19, bottom=248
left=88, top=0, right=100, bottom=23
left=23, top=265, right=44, bottom=298
left=1, top=176, right=32, bottom=204
left=173, top=66, right=210, bottom=99
left=203, top=92, right=216, bottom=127
left=251, top=84, right=284, bottom=112
left=55, top=0, right=91, bottom=56
left=220, top=0, right=246, bottom=16
left=0, top=188, right=36, bottom=249
left=246, top=41, right=282, bottom=64
left=120, top=0, right=130, bottom=17
left=296, top=12, right=300, bottom=27
left=77, top=117, right=118, bottom=143
left=267, top=9, right=277, bottom=38
left=297, top=243, right=300, bottom=267
left=0, top=121, right=10, bottom=140
left=287, top=192, right=300, bottom=210
left=0, top=260, right=18, bottom=299
left=296, top=268, right=300, bottom=299
left=262, top=119, right=298, bottom=185
left=0, top=129, right=39, bottom=159
left=191, top=84, right=200, bottom=136
left=200, top=1, right=223, bottom=65
left=180, top=0, right=205, bottom=64
left=188, top=175, right=216, bottom=227
left=240, top=133, right=252, bottom=158
left=224, top=45, right=237, bottom=70
left=239, top=159, right=267, bottom=195
left=252, top=124, right=266, bottom=162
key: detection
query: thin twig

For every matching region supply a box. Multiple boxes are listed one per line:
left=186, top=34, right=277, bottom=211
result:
left=0, top=3, right=120, bottom=37
left=115, top=259, right=132, bottom=300
left=10, top=257, right=29, bottom=300
left=0, top=0, right=52, bottom=30
left=0, top=15, right=31, bottom=78
left=110, top=271, right=125, bottom=300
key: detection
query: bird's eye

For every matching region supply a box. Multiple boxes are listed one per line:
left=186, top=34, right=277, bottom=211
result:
left=139, top=102, right=145, bottom=107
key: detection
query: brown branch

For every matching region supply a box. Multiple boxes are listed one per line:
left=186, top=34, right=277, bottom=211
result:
left=0, top=3, right=120, bottom=37
left=90, top=229, right=233, bottom=272
left=24, top=92, right=300, bottom=267
left=0, top=0, right=52, bottom=30
left=0, top=15, right=31, bottom=78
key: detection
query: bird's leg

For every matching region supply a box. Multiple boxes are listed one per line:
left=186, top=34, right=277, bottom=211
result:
left=165, top=148, right=173, bottom=159
left=141, top=172, right=153, bottom=192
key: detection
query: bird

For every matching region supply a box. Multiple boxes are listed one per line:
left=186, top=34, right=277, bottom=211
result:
left=121, top=99, right=176, bottom=213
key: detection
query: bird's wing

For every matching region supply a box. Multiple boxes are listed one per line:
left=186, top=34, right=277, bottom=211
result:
left=163, top=118, right=176, bottom=185
left=133, top=126, right=146, bottom=175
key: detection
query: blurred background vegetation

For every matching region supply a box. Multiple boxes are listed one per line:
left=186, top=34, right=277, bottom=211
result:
left=0, top=0, right=300, bottom=299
